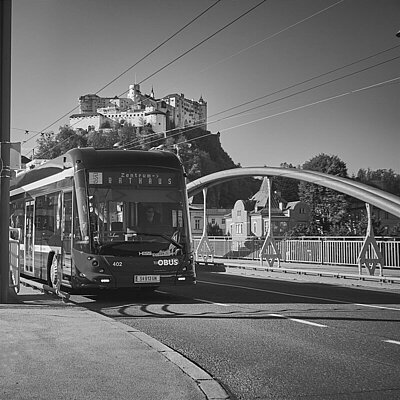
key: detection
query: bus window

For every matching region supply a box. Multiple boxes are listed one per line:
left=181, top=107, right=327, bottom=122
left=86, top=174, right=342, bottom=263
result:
left=35, top=193, right=62, bottom=246
left=73, top=187, right=90, bottom=252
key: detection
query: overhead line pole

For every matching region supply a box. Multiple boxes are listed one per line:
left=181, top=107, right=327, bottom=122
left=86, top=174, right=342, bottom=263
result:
left=0, top=0, right=12, bottom=303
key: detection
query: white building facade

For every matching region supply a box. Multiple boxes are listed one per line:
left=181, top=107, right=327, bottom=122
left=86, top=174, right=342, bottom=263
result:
left=189, top=204, right=230, bottom=236
left=69, top=84, right=207, bottom=134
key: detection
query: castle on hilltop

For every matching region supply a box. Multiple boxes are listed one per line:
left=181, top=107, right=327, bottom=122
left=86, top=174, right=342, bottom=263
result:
left=69, top=84, right=207, bottom=134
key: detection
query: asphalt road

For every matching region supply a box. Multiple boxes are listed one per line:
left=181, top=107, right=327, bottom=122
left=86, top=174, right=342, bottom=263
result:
left=72, top=271, right=400, bottom=399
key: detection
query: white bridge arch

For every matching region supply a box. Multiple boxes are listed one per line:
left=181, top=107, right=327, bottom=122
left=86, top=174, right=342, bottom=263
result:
left=187, top=167, right=400, bottom=219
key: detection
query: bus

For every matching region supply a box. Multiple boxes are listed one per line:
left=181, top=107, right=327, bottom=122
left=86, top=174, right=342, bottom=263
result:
left=10, top=147, right=196, bottom=290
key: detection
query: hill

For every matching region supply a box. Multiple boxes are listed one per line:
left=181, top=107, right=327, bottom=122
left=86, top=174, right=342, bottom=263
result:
left=166, top=127, right=260, bottom=208
left=34, top=124, right=260, bottom=208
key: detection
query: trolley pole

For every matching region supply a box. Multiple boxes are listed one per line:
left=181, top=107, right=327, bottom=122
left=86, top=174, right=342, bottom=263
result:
left=0, top=0, right=12, bottom=303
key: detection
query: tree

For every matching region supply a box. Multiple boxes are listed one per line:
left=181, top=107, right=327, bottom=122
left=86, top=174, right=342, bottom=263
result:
left=118, top=123, right=137, bottom=148
left=35, top=125, right=88, bottom=159
left=354, top=168, right=400, bottom=196
left=87, top=129, right=119, bottom=149
left=299, top=153, right=350, bottom=235
left=35, top=131, right=58, bottom=159
left=272, top=162, right=300, bottom=202
left=173, top=128, right=259, bottom=207
left=207, top=222, right=223, bottom=236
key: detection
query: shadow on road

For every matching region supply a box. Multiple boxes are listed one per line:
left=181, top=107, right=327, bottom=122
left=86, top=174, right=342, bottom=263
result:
left=68, top=271, right=400, bottom=324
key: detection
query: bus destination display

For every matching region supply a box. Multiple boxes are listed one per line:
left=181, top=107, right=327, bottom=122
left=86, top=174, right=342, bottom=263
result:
left=88, top=171, right=177, bottom=187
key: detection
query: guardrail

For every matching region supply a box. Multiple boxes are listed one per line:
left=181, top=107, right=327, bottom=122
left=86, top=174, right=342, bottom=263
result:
left=193, top=236, right=400, bottom=268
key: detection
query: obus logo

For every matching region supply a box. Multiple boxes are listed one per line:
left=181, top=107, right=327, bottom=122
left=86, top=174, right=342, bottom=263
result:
left=157, top=259, right=179, bottom=266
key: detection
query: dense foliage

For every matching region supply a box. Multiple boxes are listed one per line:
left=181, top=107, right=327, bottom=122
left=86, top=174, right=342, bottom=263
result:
left=354, top=168, right=400, bottom=196
left=298, top=154, right=350, bottom=235
left=34, top=124, right=259, bottom=208
left=33, top=125, right=399, bottom=236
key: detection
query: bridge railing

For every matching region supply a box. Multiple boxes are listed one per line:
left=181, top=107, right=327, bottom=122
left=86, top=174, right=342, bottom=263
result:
left=193, top=236, right=400, bottom=268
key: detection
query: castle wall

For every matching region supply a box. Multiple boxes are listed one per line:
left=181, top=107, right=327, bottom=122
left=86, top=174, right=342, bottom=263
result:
left=72, top=85, right=207, bottom=133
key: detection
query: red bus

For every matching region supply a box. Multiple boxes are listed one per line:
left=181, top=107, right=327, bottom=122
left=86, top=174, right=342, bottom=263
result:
left=10, top=148, right=196, bottom=290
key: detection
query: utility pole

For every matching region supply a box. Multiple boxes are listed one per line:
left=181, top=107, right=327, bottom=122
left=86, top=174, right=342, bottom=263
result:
left=0, top=0, right=12, bottom=303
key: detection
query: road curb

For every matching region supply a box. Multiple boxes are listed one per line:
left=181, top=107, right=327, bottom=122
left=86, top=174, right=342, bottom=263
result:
left=88, top=307, right=231, bottom=400
left=16, top=278, right=232, bottom=398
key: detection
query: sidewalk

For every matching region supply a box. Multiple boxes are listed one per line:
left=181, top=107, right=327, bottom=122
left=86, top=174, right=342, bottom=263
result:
left=1, top=284, right=230, bottom=400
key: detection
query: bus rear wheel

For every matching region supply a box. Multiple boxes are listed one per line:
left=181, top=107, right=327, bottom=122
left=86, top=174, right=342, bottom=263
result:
left=47, top=252, right=60, bottom=288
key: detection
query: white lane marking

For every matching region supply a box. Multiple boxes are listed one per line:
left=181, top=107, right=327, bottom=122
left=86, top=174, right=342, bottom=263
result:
left=384, top=340, right=400, bottom=346
left=198, top=280, right=400, bottom=312
left=198, top=279, right=346, bottom=303
left=354, top=303, right=400, bottom=312
left=269, top=313, right=327, bottom=328
left=193, top=298, right=230, bottom=307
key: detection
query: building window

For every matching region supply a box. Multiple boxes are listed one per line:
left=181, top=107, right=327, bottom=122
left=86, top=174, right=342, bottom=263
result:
left=194, top=219, right=201, bottom=230
left=211, top=218, right=215, bottom=225
left=264, top=220, right=269, bottom=235
left=236, top=223, right=243, bottom=234
left=237, top=210, right=241, bottom=217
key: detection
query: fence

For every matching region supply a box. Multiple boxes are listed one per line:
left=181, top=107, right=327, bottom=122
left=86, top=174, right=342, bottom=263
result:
left=193, top=236, right=400, bottom=268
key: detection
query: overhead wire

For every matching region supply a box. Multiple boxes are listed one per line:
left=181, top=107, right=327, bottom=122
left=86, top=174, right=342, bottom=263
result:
left=211, top=43, right=400, bottom=118
left=198, top=0, right=345, bottom=74
left=16, top=0, right=342, bottom=148
left=20, top=0, right=223, bottom=148
left=20, top=0, right=399, bottom=161
left=209, top=54, right=400, bottom=121
left=122, top=50, right=400, bottom=150
left=125, top=46, right=400, bottom=149
left=23, top=0, right=267, bottom=159
left=169, top=76, right=400, bottom=149
left=137, top=0, right=267, bottom=86
left=48, top=50, right=400, bottom=155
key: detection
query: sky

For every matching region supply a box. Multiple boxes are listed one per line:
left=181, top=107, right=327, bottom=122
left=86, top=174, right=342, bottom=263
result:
left=10, top=0, right=400, bottom=176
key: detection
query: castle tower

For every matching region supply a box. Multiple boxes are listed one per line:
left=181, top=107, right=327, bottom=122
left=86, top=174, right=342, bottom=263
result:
left=128, top=83, right=141, bottom=108
left=198, top=94, right=207, bottom=129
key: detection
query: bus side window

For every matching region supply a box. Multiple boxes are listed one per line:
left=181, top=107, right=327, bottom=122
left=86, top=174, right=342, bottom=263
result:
left=36, top=192, right=62, bottom=247
left=64, top=192, right=73, bottom=237
left=10, top=198, right=24, bottom=236
left=72, top=189, right=90, bottom=251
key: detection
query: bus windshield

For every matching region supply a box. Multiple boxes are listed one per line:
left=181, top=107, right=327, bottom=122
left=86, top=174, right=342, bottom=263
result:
left=87, top=183, right=187, bottom=256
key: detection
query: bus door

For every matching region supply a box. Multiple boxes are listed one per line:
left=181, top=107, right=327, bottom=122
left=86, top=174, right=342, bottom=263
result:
left=24, top=200, right=34, bottom=274
left=61, top=192, right=72, bottom=281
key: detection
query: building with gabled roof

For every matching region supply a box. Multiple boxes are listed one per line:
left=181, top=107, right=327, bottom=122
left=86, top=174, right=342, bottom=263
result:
left=225, top=177, right=311, bottom=239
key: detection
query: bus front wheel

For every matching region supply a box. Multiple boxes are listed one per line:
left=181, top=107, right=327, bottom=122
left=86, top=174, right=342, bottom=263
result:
left=47, top=252, right=60, bottom=288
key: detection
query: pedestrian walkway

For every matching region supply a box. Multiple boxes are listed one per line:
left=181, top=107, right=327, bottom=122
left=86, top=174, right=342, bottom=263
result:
left=1, top=284, right=230, bottom=400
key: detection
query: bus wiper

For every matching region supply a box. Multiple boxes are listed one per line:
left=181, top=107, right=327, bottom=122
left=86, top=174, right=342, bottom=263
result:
left=135, top=232, right=183, bottom=250
left=98, top=241, right=124, bottom=251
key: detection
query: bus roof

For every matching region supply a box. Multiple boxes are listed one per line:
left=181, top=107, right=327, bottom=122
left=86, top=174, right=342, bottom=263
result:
left=67, top=148, right=182, bottom=170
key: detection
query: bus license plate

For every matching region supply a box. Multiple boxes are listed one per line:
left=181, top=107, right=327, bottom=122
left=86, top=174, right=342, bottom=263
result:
left=134, top=275, right=160, bottom=284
